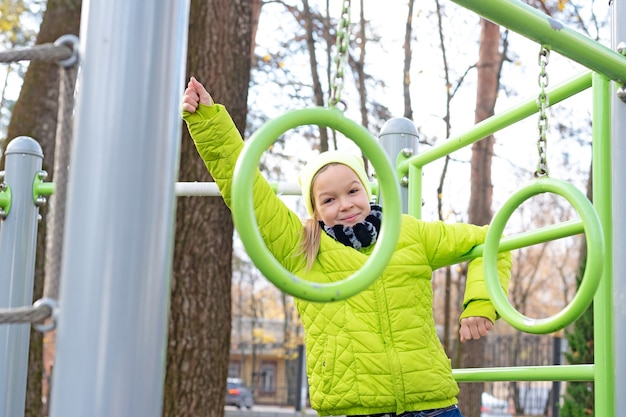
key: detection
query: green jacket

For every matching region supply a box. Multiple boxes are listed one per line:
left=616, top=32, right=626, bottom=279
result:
left=183, top=104, right=512, bottom=416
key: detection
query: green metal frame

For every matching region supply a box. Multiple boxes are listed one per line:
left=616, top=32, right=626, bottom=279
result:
left=411, top=2, right=617, bottom=414
left=396, top=68, right=615, bottom=406
left=0, top=184, right=11, bottom=218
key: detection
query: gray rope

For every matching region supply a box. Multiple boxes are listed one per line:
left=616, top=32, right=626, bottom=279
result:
left=0, top=35, right=79, bottom=329
left=44, top=59, right=78, bottom=302
left=0, top=42, right=73, bottom=64
left=0, top=304, right=52, bottom=324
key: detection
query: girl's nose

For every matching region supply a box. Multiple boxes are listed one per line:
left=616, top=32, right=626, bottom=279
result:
left=339, top=197, right=353, bottom=210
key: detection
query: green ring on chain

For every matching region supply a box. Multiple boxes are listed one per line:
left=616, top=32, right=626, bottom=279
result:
left=483, top=177, right=604, bottom=334
left=231, top=107, right=402, bottom=302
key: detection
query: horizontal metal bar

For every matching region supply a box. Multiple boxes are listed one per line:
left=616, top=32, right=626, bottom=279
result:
left=174, top=181, right=302, bottom=197
left=455, top=219, right=584, bottom=263
left=173, top=181, right=380, bottom=197
left=453, top=364, right=594, bottom=382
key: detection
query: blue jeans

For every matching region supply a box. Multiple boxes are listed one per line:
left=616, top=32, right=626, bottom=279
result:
left=351, top=405, right=465, bottom=417
left=403, top=405, right=465, bottom=417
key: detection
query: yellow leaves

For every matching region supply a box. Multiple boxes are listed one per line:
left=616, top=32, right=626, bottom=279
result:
left=252, top=327, right=276, bottom=344
left=0, top=0, right=36, bottom=47
left=537, top=0, right=568, bottom=13
left=261, top=53, right=285, bottom=68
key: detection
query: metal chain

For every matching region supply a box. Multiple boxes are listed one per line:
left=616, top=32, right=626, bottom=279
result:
left=535, top=46, right=550, bottom=177
left=329, top=0, right=351, bottom=109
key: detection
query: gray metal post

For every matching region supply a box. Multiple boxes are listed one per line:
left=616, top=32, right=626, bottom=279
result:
left=379, top=118, right=420, bottom=214
left=0, top=136, right=43, bottom=417
left=611, top=2, right=626, bottom=413
left=295, top=344, right=306, bottom=412
left=48, top=0, right=189, bottom=416
left=551, top=337, right=561, bottom=417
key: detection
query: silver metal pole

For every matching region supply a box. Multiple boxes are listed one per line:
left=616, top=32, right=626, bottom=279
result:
left=611, top=2, right=626, bottom=413
left=0, top=136, right=43, bottom=417
left=379, top=117, right=420, bottom=214
left=49, top=0, right=190, bottom=416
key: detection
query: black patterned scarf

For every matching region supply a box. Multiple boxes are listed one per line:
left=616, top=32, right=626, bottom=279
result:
left=320, top=204, right=382, bottom=249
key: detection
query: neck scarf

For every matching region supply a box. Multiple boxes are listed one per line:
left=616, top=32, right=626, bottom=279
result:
left=320, top=204, right=382, bottom=249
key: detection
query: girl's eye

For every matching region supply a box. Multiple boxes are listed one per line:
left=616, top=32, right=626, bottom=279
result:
left=322, top=198, right=333, bottom=204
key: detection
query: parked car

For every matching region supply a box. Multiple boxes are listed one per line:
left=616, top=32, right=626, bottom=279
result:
left=226, top=377, right=254, bottom=409
left=481, top=392, right=513, bottom=417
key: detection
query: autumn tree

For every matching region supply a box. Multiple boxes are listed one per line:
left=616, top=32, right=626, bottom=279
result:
left=163, top=0, right=259, bottom=416
left=0, top=0, right=39, bottom=143
left=3, top=1, right=81, bottom=416
left=454, top=17, right=504, bottom=417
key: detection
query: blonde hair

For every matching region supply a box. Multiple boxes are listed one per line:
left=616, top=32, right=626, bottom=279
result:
left=299, top=165, right=332, bottom=270
left=301, top=218, right=322, bottom=270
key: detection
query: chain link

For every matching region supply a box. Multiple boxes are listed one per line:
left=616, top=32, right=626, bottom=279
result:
left=535, top=46, right=550, bottom=177
left=329, top=0, right=351, bottom=109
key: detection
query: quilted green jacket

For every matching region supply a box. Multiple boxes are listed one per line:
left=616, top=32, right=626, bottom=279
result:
left=183, top=104, right=512, bottom=416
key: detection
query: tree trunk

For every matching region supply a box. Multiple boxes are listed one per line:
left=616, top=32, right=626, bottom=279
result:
left=458, top=18, right=502, bottom=417
left=302, top=0, right=330, bottom=151
left=4, top=1, right=82, bottom=416
left=402, top=0, right=415, bottom=121
left=163, top=1, right=254, bottom=416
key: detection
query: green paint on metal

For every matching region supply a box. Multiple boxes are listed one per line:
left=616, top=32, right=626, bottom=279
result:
left=231, top=107, right=402, bottom=302
left=0, top=184, right=11, bottom=218
left=483, top=177, right=604, bottom=334
left=453, top=364, right=594, bottom=382
left=591, top=72, right=614, bottom=417
left=457, top=219, right=584, bottom=264
left=32, top=174, right=55, bottom=205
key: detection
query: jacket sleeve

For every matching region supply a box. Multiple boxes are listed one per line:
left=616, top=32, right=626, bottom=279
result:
left=461, top=241, right=512, bottom=323
left=418, top=220, right=512, bottom=323
left=182, top=104, right=306, bottom=272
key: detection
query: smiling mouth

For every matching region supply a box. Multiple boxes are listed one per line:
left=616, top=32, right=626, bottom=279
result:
left=341, top=214, right=360, bottom=223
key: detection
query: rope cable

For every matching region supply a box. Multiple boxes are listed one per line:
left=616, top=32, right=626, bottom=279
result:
left=0, top=42, right=74, bottom=64
left=0, top=36, right=79, bottom=329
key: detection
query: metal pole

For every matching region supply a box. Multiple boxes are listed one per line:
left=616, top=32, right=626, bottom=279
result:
left=379, top=117, right=420, bottom=214
left=295, top=344, right=306, bottom=412
left=551, top=337, right=561, bottom=417
left=611, top=2, right=626, bottom=414
left=592, top=73, right=614, bottom=417
left=49, top=1, right=190, bottom=416
left=0, top=136, right=43, bottom=417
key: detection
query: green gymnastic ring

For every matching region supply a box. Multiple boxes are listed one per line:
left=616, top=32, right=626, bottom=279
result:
left=231, top=107, right=402, bottom=302
left=483, top=177, right=604, bottom=334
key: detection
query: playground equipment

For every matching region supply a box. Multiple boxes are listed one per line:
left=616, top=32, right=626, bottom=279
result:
left=0, top=1, right=624, bottom=417
left=231, top=108, right=403, bottom=302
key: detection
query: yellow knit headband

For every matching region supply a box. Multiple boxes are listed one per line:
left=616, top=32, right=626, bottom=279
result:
left=297, top=150, right=372, bottom=217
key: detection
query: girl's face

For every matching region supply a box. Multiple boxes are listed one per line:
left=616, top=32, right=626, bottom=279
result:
left=311, top=164, right=371, bottom=227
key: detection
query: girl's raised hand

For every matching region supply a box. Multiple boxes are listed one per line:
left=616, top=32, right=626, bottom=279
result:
left=182, top=76, right=214, bottom=113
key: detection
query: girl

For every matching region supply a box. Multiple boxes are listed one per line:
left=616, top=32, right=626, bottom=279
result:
left=182, top=77, right=512, bottom=417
